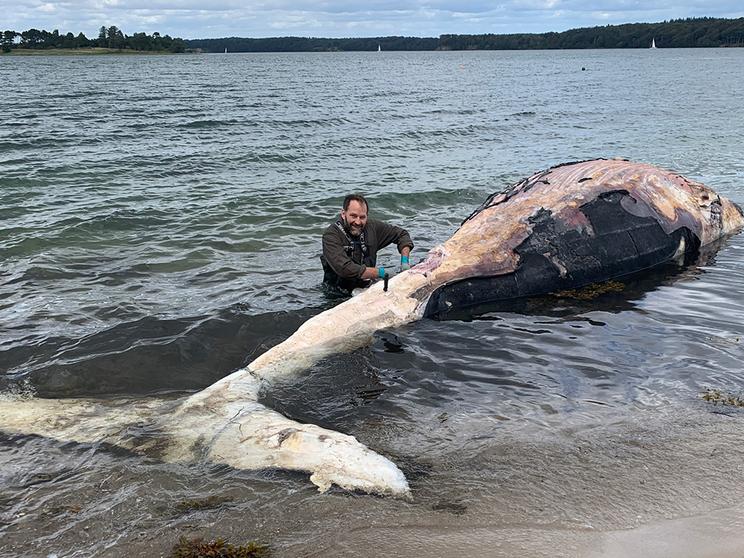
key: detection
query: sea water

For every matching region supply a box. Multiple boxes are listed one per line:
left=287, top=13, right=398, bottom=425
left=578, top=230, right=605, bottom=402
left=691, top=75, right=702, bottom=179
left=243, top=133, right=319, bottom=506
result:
left=2, top=48, right=744, bottom=557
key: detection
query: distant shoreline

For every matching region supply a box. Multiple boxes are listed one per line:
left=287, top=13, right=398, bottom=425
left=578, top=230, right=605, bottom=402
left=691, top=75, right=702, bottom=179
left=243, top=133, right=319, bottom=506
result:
left=4, top=44, right=742, bottom=57
left=4, top=17, right=743, bottom=54
left=1, top=47, right=181, bottom=56
left=184, top=17, right=744, bottom=52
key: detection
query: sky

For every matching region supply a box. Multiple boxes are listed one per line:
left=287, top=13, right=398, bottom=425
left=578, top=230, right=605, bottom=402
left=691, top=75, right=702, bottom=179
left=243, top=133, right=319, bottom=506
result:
left=6, top=0, right=744, bottom=40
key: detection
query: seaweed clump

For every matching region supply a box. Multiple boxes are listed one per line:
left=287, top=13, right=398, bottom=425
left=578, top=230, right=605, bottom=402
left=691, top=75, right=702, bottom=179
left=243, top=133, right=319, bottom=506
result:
left=701, top=389, right=744, bottom=408
left=169, top=536, right=270, bottom=558
left=42, top=504, right=82, bottom=517
left=175, top=495, right=232, bottom=514
left=553, top=280, right=625, bottom=300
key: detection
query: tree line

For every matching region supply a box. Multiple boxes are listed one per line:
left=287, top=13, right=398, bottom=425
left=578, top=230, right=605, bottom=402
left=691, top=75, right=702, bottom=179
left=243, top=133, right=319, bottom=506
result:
left=1, top=26, right=186, bottom=53
left=187, top=36, right=439, bottom=53
left=188, top=17, right=744, bottom=52
left=3, top=17, right=743, bottom=54
left=439, top=17, right=744, bottom=50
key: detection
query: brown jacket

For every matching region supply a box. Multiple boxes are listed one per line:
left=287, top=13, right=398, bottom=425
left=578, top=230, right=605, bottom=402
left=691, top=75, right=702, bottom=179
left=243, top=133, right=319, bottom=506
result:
left=321, top=218, right=413, bottom=291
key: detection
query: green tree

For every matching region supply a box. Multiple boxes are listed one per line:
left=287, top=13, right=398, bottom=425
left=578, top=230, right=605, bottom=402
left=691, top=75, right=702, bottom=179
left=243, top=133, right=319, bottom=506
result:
left=129, top=31, right=149, bottom=50
left=76, top=32, right=89, bottom=48
left=169, top=37, right=186, bottom=53
left=62, top=32, right=75, bottom=48
left=1, top=30, right=17, bottom=52
left=107, top=25, right=124, bottom=49
left=20, top=28, right=44, bottom=48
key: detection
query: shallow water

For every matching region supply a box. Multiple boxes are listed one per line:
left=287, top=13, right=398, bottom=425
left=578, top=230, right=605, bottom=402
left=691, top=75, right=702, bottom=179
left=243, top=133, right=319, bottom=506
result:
left=2, top=49, right=744, bottom=557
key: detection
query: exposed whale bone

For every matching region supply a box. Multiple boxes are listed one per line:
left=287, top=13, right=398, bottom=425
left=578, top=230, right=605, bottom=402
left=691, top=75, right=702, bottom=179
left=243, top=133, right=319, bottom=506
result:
left=2, top=159, right=743, bottom=496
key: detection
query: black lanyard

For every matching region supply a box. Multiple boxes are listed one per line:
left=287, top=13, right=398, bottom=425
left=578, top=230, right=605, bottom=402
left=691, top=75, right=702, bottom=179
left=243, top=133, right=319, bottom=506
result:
left=335, top=220, right=368, bottom=261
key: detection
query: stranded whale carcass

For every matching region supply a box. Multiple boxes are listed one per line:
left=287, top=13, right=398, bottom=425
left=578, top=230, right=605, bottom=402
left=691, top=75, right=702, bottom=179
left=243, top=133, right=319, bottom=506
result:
left=2, top=159, right=743, bottom=496
left=423, top=158, right=744, bottom=316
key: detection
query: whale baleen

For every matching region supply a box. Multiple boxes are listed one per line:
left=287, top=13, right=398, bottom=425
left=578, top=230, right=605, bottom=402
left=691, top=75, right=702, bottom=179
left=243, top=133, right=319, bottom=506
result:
left=2, top=159, right=743, bottom=496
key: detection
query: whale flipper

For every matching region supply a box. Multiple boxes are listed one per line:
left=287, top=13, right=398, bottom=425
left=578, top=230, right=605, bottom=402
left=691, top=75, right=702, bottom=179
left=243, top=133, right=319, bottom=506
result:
left=0, top=393, right=409, bottom=496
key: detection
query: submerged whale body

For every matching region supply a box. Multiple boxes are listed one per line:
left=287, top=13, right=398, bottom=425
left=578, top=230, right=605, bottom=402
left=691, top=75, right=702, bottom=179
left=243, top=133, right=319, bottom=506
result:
left=2, top=159, right=743, bottom=496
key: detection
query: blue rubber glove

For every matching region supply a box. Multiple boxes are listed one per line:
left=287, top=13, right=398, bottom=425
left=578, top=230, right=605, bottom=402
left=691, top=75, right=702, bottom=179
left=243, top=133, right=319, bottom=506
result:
left=400, top=255, right=411, bottom=272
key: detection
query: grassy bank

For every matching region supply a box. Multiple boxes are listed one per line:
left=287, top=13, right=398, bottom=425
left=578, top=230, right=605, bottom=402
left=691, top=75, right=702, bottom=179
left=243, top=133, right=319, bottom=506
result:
left=2, top=48, right=181, bottom=56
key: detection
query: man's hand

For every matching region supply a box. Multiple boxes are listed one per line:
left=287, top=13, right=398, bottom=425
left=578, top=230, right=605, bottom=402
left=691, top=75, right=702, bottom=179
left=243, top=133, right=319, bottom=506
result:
left=400, top=256, right=411, bottom=272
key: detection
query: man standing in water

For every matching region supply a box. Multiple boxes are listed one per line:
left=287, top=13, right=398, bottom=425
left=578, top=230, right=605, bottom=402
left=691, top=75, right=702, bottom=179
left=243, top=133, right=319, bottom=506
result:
left=321, top=194, right=413, bottom=295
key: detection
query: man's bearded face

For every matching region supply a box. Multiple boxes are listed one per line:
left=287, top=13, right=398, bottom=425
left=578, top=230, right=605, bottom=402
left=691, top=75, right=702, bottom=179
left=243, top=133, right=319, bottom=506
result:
left=341, top=200, right=368, bottom=237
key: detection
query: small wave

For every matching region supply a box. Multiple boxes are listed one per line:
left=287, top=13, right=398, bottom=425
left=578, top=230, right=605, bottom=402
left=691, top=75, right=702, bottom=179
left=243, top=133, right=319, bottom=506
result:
left=231, top=152, right=305, bottom=164
left=40, top=91, right=104, bottom=100
left=62, top=209, right=172, bottom=234
left=395, top=123, right=494, bottom=140
left=177, top=118, right=242, bottom=129
left=5, top=266, right=85, bottom=285
left=373, top=188, right=482, bottom=214
left=0, top=137, right=79, bottom=150
left=201, top=239, right=272, bottom=253
left=125, top=252, right=214, bottom=274
left=276, top=117, right=351, bottom=127
left=0, top=209, right=173, bottom=261
left=426, top=108, right=487, bottom=116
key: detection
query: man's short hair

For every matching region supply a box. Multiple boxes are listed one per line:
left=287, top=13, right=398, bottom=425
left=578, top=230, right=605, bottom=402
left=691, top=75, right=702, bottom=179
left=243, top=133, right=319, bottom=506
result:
left=343, top=194, right=368, bottom=211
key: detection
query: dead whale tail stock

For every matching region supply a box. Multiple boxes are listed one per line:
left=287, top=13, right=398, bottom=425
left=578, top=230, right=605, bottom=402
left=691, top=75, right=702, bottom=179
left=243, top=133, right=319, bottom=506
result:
left=2, top=158, right=743, bottom=496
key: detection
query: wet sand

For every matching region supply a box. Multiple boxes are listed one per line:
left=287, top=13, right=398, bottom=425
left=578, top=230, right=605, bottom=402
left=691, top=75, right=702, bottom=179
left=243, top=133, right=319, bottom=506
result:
left=301, top=507, right=744, bottom=558
left=272, top=404, right=744, bottom=558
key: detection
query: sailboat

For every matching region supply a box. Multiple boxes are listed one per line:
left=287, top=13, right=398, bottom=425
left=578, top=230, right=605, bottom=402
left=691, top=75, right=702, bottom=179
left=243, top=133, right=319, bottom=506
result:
left=224, top=47, right=228, bottom=54
left=377, top=44, right=381, bottom=52
left=650, top=38, right=657, bottom=49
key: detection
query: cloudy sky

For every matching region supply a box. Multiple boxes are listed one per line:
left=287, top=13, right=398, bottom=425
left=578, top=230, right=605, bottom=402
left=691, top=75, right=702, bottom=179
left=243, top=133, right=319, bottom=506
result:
left=8, top=0, right=744, bottom=39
